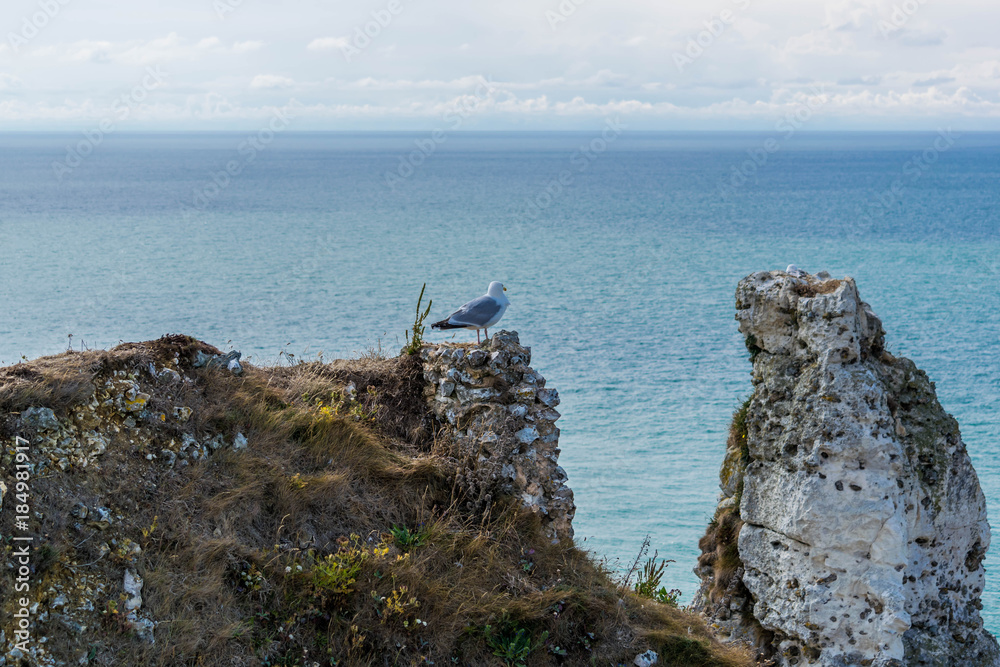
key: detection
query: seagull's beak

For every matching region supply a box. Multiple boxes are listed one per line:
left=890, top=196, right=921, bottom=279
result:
left=503, top=287, right=507, bottom=292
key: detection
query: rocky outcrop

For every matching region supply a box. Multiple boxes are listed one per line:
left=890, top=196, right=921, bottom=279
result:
left=0, top=338, right=237, bottom=665
left=0, top=333, right=580, bottom=666
left=421, top=331, right=575, bottom=543
left=16, top=369, right=246, bottom=475
left=1, top=334, right=753, bottom=667
left=695, top=269, right=999, bottom=666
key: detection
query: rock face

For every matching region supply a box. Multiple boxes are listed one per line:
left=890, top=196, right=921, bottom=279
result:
left=1, top=333, right=582, bottom=666
left=421, top=331, right=575, bottom=543
left=696, top=270, right=999, bottom=666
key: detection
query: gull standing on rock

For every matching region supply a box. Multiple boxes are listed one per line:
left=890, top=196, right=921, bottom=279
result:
left=431, top=281, right=509, bottom=344
left=786, top=264, right=808, bottom=278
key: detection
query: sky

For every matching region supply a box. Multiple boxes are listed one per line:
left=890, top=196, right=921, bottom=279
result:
left=2, top=0, right=999, bottom=130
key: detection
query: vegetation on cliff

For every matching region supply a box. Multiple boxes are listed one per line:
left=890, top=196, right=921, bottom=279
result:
left=0, top=335, right=751, bottom=667
left=694, top=396, right=762, bottom=630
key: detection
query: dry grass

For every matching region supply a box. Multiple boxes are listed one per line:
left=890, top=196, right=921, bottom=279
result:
left=694, top=398, right=774, bottom=663
left=697, top=509, right=744, bottom=607
left=698, top=400, right=751, bottom=606
left=1, top=336, right=753, bottom=667
left=792, top=279, right=841, bottom=297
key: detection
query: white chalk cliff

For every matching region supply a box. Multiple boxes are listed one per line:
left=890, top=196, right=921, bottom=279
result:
left=695, top=270, right=998, bottom=666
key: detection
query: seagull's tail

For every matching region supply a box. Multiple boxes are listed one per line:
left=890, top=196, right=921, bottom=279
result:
left=431, top=319, right=463, bottom=330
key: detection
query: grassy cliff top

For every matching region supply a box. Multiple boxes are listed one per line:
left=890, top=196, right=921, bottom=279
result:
left=0, top=335, right=752, bottom=667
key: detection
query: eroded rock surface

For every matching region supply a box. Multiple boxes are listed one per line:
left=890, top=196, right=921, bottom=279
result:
left=696, top=270, right=998, bottom=666
left=421, top=331, right=575, bottom=543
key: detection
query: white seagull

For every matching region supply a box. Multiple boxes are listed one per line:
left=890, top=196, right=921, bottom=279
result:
left=431, top=281, right=510, bottom=344
left=786, top=264, right=808, bottom=278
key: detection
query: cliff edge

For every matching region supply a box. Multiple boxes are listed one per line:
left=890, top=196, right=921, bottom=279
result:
left=694, top=270, right=998, bottom=666
left=1, top=332, right=748, bottom=667
left=421, top=331, right=575, bottom=545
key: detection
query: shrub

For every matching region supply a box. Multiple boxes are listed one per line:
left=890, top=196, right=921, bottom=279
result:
left=306, top=536, right=378, bottom=597
left=634, top=552, right=683, bottom=607
left=389, top=524, right=429, bottom=551
left=403, top=283, right=432, bottom=355
left=485, top=624, right=549, bottom=667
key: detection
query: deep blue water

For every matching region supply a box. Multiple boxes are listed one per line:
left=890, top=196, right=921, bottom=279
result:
left=2, top=131, right=999, bottom=630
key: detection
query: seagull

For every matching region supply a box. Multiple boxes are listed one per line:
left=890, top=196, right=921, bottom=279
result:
left=431, top=281, right=509, bottom=344
left=786, top=264, right=808, bottom=278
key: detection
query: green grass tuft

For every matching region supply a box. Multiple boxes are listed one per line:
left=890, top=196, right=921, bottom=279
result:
left=389, top=524, right=430, bottom=551
left=403, top=283, right=433, bottom=355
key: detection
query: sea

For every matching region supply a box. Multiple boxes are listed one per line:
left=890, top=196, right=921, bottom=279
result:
left=2, top=131, right=999, bottom=631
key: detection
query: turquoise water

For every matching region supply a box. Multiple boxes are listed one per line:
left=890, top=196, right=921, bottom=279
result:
left=2, top=132, right=999, bottom=629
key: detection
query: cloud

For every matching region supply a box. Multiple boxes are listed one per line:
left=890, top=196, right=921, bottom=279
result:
left=824, top=0, right=876, bottom=31
left=782, top=30, right=857, bottom=57
left=30, top=34, right=259, bottom=65
left=116, top=34, right=210, bottom=65
left=250, top=75, right=295, bottom=89
left=2, top=1, right=999, bottom=129
left=914, top=76, right=956, bottom=87
left=233, top=41, right=265, bottom=54
left=332, top=75, right=497, bottom=91
left=731, top=18, right=771, bottom=41
left=59, top=40, right=115, bottom=63
left=307, top=37, right=351, bottom=52
left=0, top=73, right=22, bottom=90
left=580, top=69, right=630, bottom=87
left=315, top=72, right=639, bottom=93
left=2, top=84, right=999, bottom=127
left=897, top=60, right=1000, bottom=91
left=838, top=75, right=883, bottom=86
left=896, top=25, right=947, bottom=47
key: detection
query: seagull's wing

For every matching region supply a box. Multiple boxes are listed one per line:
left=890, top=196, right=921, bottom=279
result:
left=446, top=295, right=502, bottom=327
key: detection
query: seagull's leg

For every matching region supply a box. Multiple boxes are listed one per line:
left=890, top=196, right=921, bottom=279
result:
left=484, top=327, right=489, bottom=341
left=476, top=329, right=481, bottom=344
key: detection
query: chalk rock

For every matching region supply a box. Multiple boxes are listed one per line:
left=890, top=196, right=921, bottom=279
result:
left=537, top=388, right=560, bottom=407
left=22, top=406, right=60, bottom=431
left=88, top=506, right=112, bottom=530
left=634, top=649, right=659, bottom=667
left=158, top=367, right=182, bottom=383
left=124, top=569, right=143, bottom=611
left=422, top=331, right=575, bottom=543
left=515, top=427, right=540, bottom=445
left=194, top=349, right=243, bottom=375
left=132, top=615, right=156, bottom=643
left=695, top=269, right=999, bottom=666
